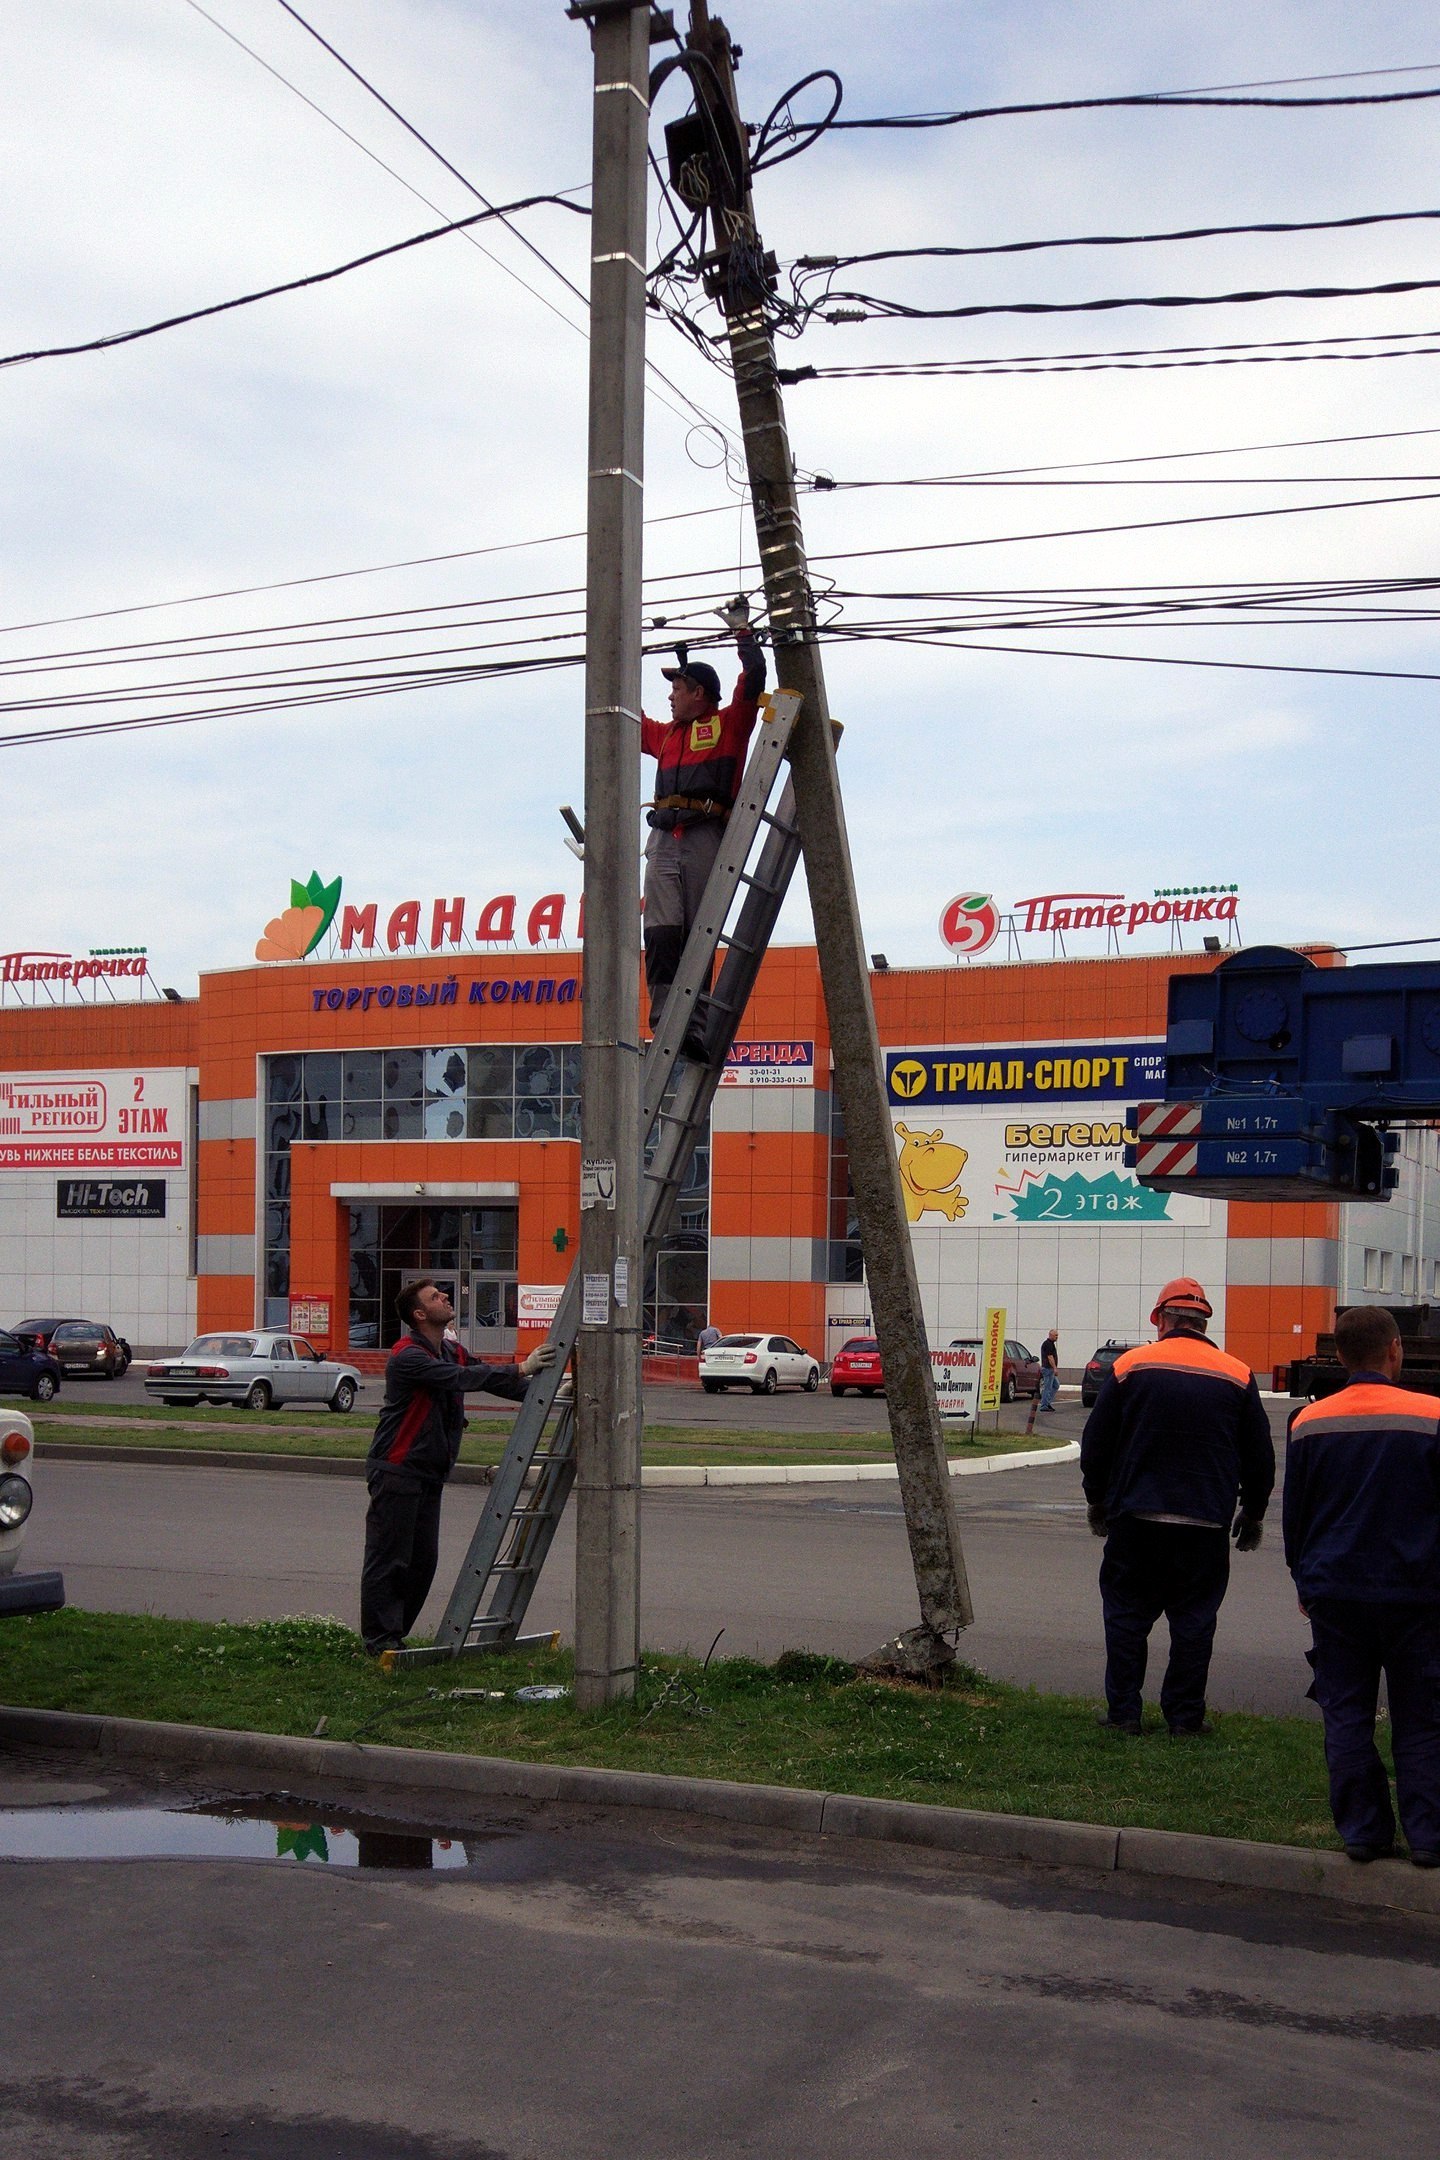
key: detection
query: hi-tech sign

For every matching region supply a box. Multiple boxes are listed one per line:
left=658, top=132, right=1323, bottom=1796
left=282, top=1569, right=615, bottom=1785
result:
left=56, top=1178, right=166, bottom=1219
left=939, top=886, right=1239, bottom=958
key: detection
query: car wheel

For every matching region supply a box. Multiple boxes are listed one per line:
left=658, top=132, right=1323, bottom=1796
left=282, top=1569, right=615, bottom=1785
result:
left=761, top=1367, right=778, bottom=1395
left=702, top=1380, right=722, bottom=1393
left=1001, top=1376, right=1016, bottom=1403
left=244, top=1380, right=273, bottom=1412
left=32, top=1373, right=57, bottom=1403
left=329, top=1379, right=357, bottom=1414
left=804, top=1366, right=820, bottom=1392
left=830, top=1384, right=847, bottom=1397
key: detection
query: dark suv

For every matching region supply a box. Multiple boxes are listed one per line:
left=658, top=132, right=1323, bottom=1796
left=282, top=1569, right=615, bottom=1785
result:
left=17, top=1319, right=131, bottom=1379
left=1080, top=1341, right=1137, bottom=1407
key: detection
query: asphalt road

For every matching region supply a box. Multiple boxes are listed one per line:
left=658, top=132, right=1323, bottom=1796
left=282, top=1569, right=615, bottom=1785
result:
left=26, top=1412, right=1317, bottom=1715
left=2, top=1749, right=1437, bottom=2160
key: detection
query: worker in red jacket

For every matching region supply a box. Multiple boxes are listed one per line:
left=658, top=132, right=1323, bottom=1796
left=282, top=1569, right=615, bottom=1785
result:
left=1284, top=1304, right=1440, bottom=1867
left=1081, top=1277, right=1274, bottom=1736
left=361, top=1278, right=556, bottom=1657
left=641, top=597, right=766, bottom=1055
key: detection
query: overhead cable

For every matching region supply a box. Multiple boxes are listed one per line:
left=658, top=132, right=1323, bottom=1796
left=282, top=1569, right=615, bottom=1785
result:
left=0, top=197, right=588, bottom=371
left=790, top=81, right=1440, bottom=141
left=796, top=204, right=1440, bottom=267
left=807, top=274, right=1440, bottom=324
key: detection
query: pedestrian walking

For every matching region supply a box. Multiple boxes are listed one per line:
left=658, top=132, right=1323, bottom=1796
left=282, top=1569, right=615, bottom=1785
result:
left=1080, top=1277, right=1273, bottom=1736
left=360, top=1278, right=557, bottom=1656
left=642, top=598, right=766, bottom=1055
left=1038, top=1328, right=1060, bottom=1413
left=696, top=1319, right=722, bottom=1356
left=1284, top=1304, right=1440, bottom=1867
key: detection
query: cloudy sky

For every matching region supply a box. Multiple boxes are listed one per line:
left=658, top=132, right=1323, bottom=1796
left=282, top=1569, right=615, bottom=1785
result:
left=4, top=0, right=1439, bottom=990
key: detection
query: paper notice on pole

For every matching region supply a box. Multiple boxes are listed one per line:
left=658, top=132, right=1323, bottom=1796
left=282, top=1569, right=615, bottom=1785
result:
left=580, top=1159, right=616, bottom=1211
left=582, top=1272, right=610, bottom=1327
left=614, top=1255, right=629, bottom=1308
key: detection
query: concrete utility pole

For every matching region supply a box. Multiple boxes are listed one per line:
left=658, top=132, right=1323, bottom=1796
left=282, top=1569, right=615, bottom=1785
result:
left=569, top=0, right=653, bottom=1706
left=684, top=4, right=974, bottom=1664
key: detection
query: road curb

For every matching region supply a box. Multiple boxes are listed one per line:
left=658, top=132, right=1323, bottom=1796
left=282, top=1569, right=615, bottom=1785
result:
left=3, top=1702, right=1436, bottom=1916
left=33, top=1440, right=1080, bottom=1485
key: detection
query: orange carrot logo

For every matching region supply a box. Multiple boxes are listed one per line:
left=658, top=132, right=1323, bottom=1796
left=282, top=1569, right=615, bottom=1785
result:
left=255, top=872, right=342, bottom=963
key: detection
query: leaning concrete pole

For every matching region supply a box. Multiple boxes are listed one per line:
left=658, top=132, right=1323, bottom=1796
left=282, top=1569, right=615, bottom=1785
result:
left=687, top=5, right=973, bottom=1662
left=570, top=0, right=652, bottom=1705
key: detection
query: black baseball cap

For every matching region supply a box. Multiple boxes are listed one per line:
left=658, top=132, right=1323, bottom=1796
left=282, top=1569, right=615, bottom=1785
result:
left=661, top=659, right=722, bottom=704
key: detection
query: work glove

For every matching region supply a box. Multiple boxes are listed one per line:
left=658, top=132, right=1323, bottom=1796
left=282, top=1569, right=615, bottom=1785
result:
left=718, top=593, right=751, bottom=632
left=1086, top=1503, right=1108, bottom=1539
left=520, top=1342, right=558, bottom=1380
left=1232, top=1513, right=1263, bottom=1553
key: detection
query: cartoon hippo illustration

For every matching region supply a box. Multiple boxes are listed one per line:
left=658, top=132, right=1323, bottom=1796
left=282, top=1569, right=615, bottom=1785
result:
left=894, top=1123, right=969, bottom=1223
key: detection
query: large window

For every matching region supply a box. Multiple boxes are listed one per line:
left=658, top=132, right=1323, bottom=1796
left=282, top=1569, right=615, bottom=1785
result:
left=828, top=1094, right=864, bottom=1284
left=263, top=1044, right=583, bottom=1327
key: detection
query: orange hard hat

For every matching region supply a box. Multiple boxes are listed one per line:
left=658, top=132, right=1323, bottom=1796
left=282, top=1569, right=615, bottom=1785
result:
left=1150, top=1276, right=1213, bottom=1326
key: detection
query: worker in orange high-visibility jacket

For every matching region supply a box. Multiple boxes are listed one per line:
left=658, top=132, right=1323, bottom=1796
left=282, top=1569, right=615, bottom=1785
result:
left=1284, top=1303, right=1440, bottom=1867
left=1081, top=1278, right=1274, bottom=1736
left=641, top=598, right=766, bottom=1057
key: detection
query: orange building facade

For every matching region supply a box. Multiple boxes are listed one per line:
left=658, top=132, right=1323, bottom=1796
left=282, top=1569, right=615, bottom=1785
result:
left=0, top=937, right=1368, bottom=1377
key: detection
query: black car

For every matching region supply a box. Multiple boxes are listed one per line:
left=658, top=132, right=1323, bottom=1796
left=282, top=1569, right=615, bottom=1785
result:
left=16, top=1318, right=131, bottom=1379
left=0, top=1329, right=61, bottom=1403
left=1080, top=1341, right=1138, bottom=1407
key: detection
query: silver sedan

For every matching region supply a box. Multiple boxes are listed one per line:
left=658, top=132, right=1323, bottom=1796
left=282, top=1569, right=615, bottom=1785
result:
left=144, top=1333, right=364, bottom=1413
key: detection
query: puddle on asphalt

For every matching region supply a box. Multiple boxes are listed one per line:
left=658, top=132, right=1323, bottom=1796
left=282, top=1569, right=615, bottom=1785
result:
left=0, top=1800, right=506, bottom=1869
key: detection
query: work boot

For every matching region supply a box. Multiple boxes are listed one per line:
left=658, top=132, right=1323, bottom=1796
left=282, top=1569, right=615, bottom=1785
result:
left=1168, top=1720, right=1215, bottom=1739
left=1096, top=1709, right=1142, bottom=1737
left=1410, top=1850, right=1440, bottom=1869
left=1344, top=1841, right=1396, bottom=1864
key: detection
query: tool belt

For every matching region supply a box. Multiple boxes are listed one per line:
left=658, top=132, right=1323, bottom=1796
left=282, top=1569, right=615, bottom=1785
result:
left=647, top=793, right=731, bottom=830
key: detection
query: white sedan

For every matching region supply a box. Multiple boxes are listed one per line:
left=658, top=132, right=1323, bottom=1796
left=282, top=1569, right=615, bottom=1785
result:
left=145, top=1332, right=364, bottom=1412
left=700, top=1333, right=821, bottom=1395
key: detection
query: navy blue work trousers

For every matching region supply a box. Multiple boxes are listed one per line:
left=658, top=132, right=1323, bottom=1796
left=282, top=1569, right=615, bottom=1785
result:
left=360, top=1473, right=445, bottom=1654
left=1306, top=1599, right=1440, bottom=1857
left=1099, top=1516, right=1230, bottom=1731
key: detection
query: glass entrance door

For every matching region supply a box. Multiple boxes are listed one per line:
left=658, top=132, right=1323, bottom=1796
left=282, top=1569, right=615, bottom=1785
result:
left=359, top=1203, right=518, bottom=1353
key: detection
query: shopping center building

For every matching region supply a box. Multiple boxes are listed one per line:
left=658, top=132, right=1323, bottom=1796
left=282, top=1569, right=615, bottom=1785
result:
left=3, top=894, right=1437, bottom=1375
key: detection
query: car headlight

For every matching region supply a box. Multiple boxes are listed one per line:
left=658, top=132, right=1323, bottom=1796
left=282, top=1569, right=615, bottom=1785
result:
left=0, top=1472, right=33, bottom=1530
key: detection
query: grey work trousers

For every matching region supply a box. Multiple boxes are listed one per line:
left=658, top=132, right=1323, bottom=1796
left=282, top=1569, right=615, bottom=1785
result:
left=643, top=818, right=724, bottom=933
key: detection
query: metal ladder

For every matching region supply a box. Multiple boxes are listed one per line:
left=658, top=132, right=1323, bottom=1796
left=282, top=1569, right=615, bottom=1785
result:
left=395, top=688, right=806, bottom=1666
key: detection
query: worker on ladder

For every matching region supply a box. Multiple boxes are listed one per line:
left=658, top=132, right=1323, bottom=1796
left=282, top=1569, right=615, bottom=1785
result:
left=642, top=596, right=766, bottom=1057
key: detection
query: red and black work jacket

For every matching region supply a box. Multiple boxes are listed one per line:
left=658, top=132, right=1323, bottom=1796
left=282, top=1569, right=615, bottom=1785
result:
left=365, top=1329, right=530, bottom=1491
left=1081, top=1332, right=1275, bottom=1528
left=1284, top=1375, right=1440, bottom=1604
left=641, top=630, right=766, bottom=830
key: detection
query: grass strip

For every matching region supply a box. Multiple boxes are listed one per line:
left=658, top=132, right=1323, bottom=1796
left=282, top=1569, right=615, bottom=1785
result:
left=33, top=1420, right=1070, bottom=1468
left=0, top=1610, right=1339, bottom=1852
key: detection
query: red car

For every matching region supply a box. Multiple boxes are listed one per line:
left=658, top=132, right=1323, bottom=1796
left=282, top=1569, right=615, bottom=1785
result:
left=830, top=1336, right=883, bottom=1397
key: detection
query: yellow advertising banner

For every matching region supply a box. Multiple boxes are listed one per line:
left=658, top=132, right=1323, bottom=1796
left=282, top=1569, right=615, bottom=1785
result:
left=979, top=1306, right=1007, bottom=1412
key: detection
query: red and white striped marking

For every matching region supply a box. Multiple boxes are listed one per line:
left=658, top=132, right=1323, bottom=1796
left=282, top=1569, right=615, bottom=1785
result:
left=1133, top=1100, right=1201, bottom=1140
left=1136, top=1139, right=1199, bottom=1179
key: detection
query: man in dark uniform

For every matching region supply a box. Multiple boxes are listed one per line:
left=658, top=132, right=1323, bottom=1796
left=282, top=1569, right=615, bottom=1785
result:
left=1081, top=1277, right=1274, bottom=1735
left=359, top=1278, right=556, bottom=1656
left=1285, top=1304, right=1440, bottom=1866
left=641, top=597, right=766, bottom=1052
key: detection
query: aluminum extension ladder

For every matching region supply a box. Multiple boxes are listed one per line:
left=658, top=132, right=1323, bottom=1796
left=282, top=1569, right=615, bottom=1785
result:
left=394, top=687, right=805, bottom=1666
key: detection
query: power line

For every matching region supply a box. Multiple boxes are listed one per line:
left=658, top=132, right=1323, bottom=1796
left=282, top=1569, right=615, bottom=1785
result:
left=781, top=328, right=1440, bottom=381
left=800, top=81, right=1440, bottom=140
left=796, top=204, right=1440, bottom=268
left=808, top=275, right=1440, bottom=324
left=0, top=196, right=587, bottom=371
left=260, top=0, right=746, bottom=471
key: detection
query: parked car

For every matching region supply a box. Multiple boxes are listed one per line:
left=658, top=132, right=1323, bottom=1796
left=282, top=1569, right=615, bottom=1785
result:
left=144, top=1333, right=364, bottom=1412
left=830, top=1336, right=884, bottom=1397
left=0, top=1329, right=61, bottom=1403
left=16, top=1317, right=131, bottom=1379
left=699, top=1333, right=821, bottom=1395
left=0, top=1409, right=38, bottom=1576
left=1081, top=1341, right=1138, bottom=1407
left=947, top=1337, right=1043, bottom=1403
left=0, top=1408, right=62, bottom=1615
